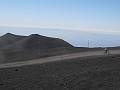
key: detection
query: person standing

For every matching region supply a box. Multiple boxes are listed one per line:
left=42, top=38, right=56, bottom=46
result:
left=104, top=47, right=110, bottom=55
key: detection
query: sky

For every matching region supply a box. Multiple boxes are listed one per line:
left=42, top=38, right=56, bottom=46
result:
left=0, top=0, right=120, bottom=32
left=0, top=0, right=120, bottom=47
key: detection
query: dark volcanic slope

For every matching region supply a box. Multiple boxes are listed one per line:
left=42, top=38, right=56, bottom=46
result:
left=4, top=34, right=74, bottom=51
left=23, top=34, right=74, bottom=49
left=0, top=33, right=74, bottom=64
left=0, top=55, right=120, bottom=90
left=0, top=33, right=26, bottom=49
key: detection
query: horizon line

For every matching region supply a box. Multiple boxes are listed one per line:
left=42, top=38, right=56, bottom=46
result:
left=0, top=25, right=120, bottom=35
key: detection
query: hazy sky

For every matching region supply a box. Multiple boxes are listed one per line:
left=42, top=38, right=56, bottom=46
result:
left=0, top=0, right=120, bottom=32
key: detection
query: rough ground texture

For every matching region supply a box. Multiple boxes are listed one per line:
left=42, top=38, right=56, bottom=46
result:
left=0, top=55, right=120, bottom=90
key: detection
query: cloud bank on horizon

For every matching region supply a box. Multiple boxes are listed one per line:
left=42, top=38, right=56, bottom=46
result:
left=0, top=0, right=120, bottom=34
left=0, top=25, right=120, bottom=35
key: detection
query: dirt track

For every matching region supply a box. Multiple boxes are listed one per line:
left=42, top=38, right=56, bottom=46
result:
left=0, top=50, right=120, bottom=68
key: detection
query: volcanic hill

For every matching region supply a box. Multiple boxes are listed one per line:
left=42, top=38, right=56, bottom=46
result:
left=2, top=33, right=73, bottom=51
left=0, top=33, right=26, bottom=49
left=0, top=33, right=74, bottom=63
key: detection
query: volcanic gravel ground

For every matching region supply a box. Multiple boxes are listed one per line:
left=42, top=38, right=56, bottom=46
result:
left=0, top=55, right=120, bottom=90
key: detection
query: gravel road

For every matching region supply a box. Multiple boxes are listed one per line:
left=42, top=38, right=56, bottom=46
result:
left=0, top=50, right=120, bottom=68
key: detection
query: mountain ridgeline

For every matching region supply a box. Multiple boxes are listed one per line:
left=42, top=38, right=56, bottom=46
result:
left=0, top=33, right=74, bottom=64
left=0, top=33, right=27, bottom=48
left=0, top=33, right=74, bottom=51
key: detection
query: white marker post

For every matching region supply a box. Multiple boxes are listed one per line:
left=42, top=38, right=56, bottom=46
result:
left=88, top=40, right=89, bottom=48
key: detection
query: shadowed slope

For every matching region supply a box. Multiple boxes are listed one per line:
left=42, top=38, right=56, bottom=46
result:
left=0, top=33, right=74, bottom=64
left=3, top=34, right=74, bottom=51
left=0, top=33, right=26, bottom=49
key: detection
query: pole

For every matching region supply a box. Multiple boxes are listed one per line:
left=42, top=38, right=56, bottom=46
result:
left=88, top=40, right=89, bottom=48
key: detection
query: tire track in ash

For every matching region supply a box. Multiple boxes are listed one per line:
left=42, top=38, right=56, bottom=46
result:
left=0, top=50, right=120, bottom=68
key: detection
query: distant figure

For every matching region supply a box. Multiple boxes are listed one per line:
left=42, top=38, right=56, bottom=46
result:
left=104, top=47, right=110, bottom=55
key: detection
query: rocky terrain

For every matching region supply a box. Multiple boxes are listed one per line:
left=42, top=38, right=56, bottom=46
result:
left=0, top=54, right=120, bottom=90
